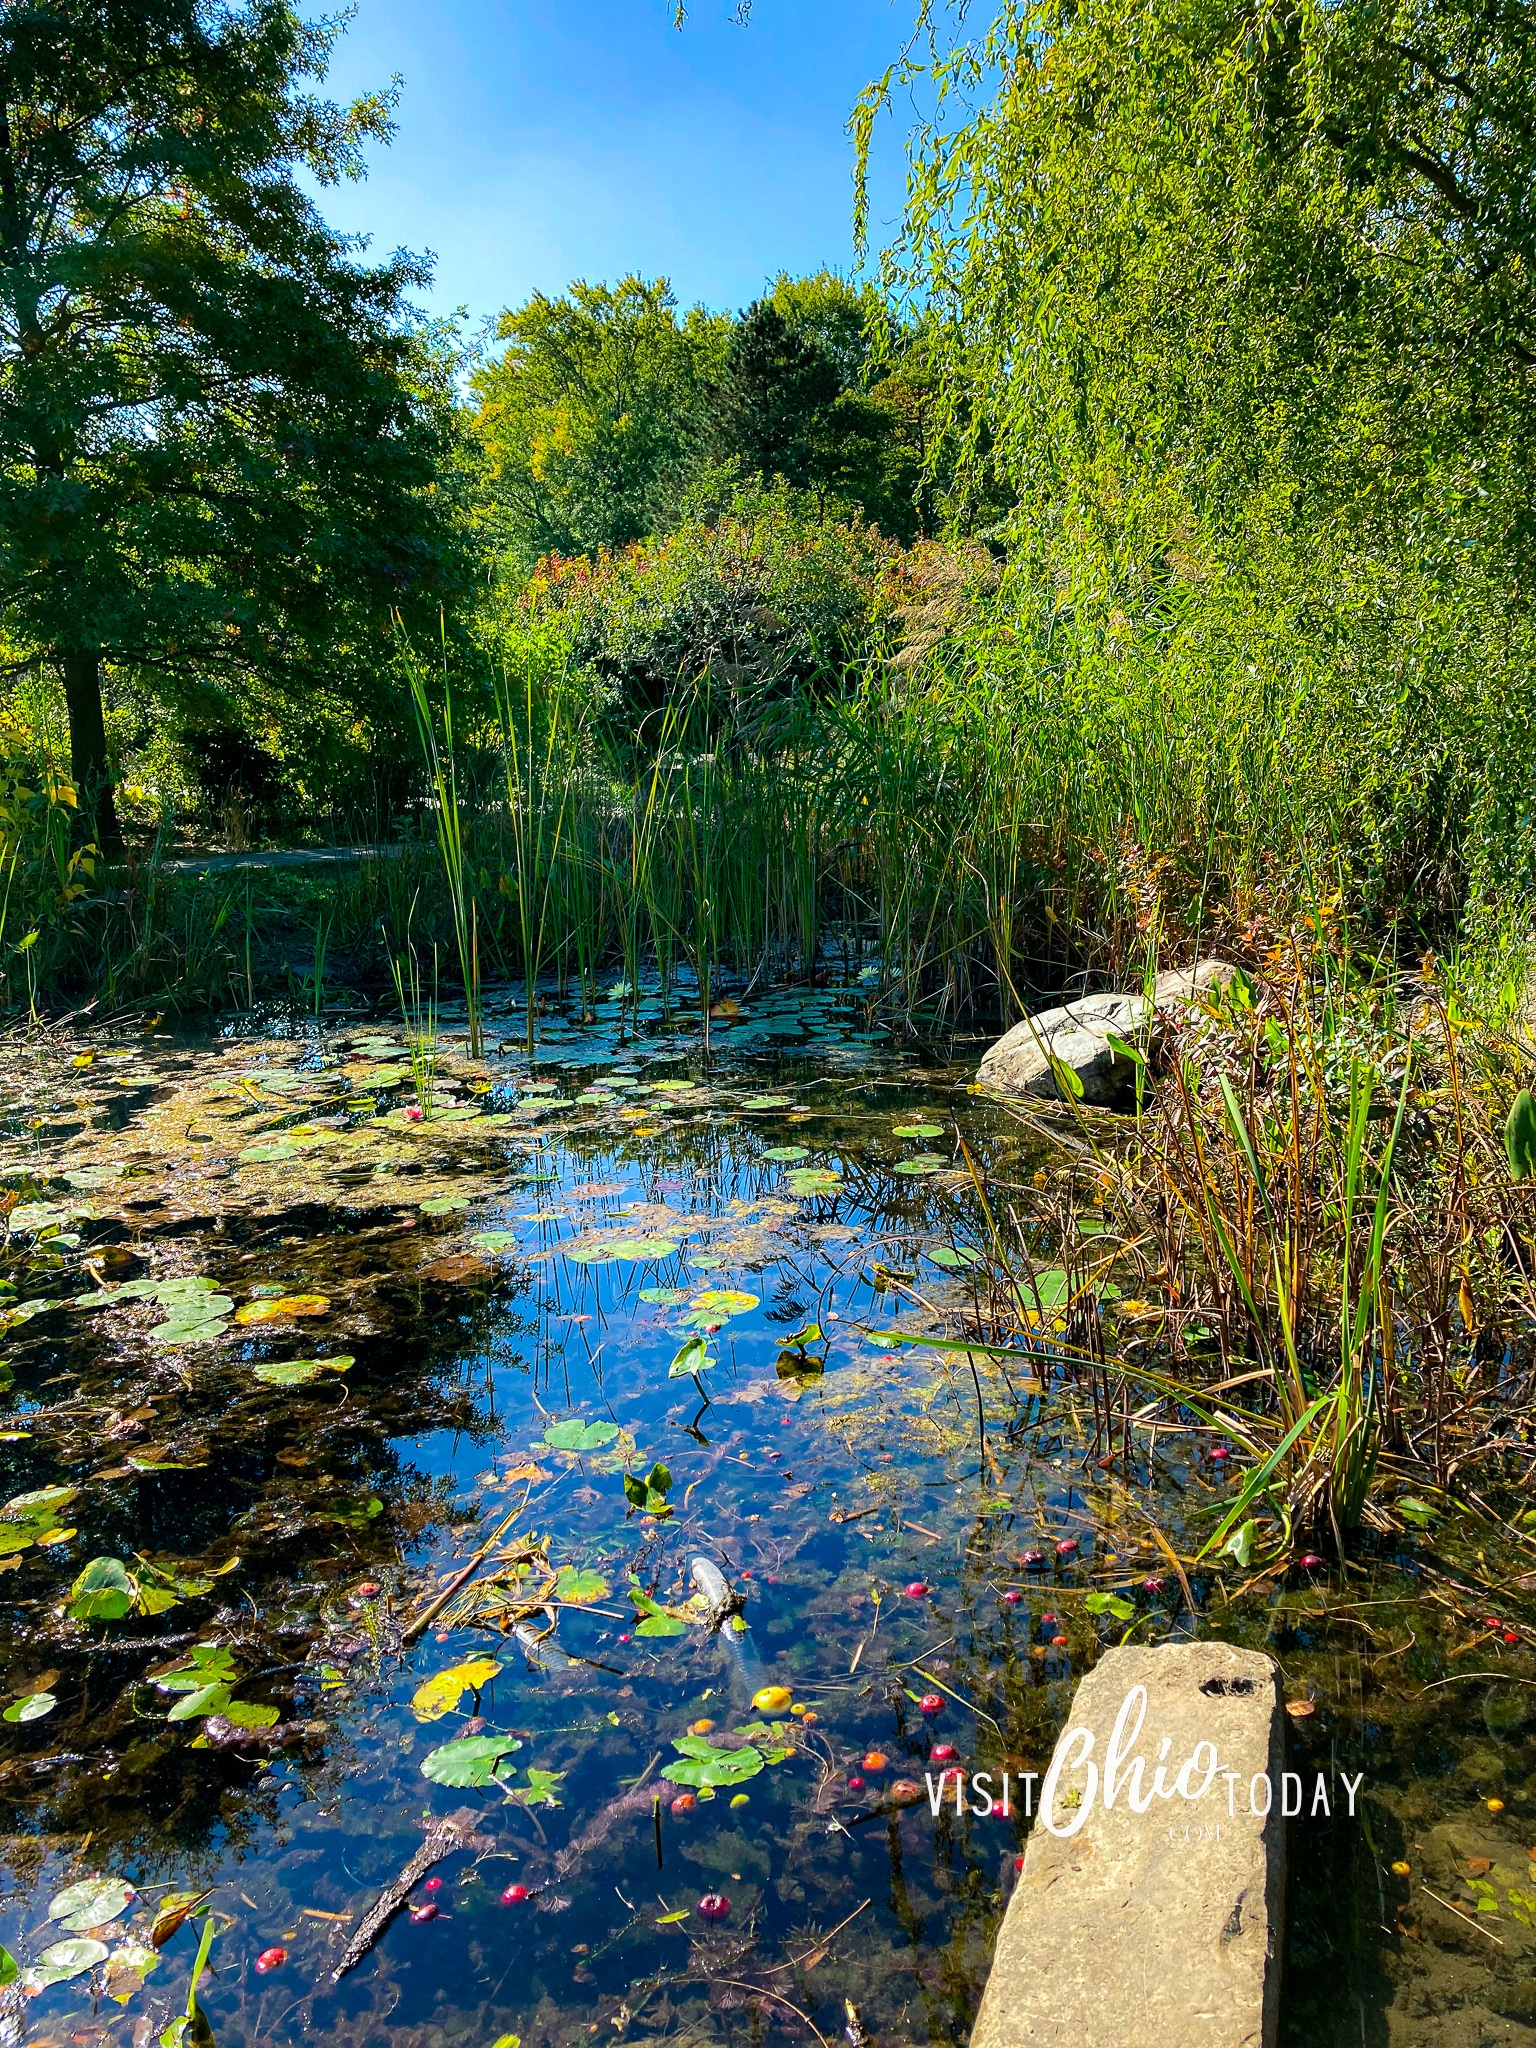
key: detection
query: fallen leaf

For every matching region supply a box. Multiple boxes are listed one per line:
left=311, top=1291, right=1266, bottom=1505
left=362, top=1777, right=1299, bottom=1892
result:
left=234, top=1294, right=330, bottom=1324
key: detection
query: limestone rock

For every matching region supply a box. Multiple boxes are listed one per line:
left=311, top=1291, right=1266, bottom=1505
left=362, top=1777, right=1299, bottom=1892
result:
left=976, top=958, right=1238, bottom=1105
left=973, top=1641, right=1285, bottom=2048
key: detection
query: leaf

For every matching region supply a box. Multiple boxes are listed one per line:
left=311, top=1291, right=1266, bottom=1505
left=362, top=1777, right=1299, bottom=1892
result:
left=627, top=1579, right=686, bottom=1634
left=69, top=1555, right=134, bottom=1622
left=656, top=1910, right=691, bottom=1925
left=543, top=1419, right=620, bottom=1451
left=149, top=1891, right=213, bottom=1951
left=604, top=1236, right=683, bottom=1259
left=1507, top=1090, right=1536, bottom=1181
left=418, top=1195, right=470, bottom=1214
left=668, top=1336, right=715, bottom=1379
left=220, top=1699, right=281, bottom=1728
left=742, top=1095, right=790, bottom=1109
left=786, top=1167, right=843, bottom=1196
left=36, top=1936, right=110, bottom=1976
left=761, top=1145, right=809, bottom=1161
left=412, top=1658, right=503, bottom=1722
left=167, top=1682, right=232, bottom=1722
left=4, top=1691, right=55, bottom=1721
left=1396, top=1496, right=1437, bottom=1525
left=471, top=1229, right=521, bottom=1252
left=639, top=1285, right=687, bottom=1304
left=927, top=1246, right=983, bottom=1270
left=234, top=1294, right=330, bottom=1324
left=510, top=1766, right=566, bottom=1807
left=156, top=1645, right=239, bottom=1690
left=237, top=1143, right=299, bottom=1164
left=892, top=1122, right=945, bottom=1139
left=149, top=1319, right=231, bottom=1347
left=554, top=1566, right=612, bottom=1603
left=892, top=1155, right=947, bottom=1177
left=251, top=1356, right=354, bottom=1386
left=0, top=1945, right=15, bottom=1986
left=420, top=1733, right=521, bottom=1787
left=1084, top=1591, right=1136, bottom=1621
left=1220, top=1521, right=1258, bottom=1569
left=661, top=1744, right=765, bottom=1789
left=690, top=1289, right=759, bottom=1315
left=3, top=1482, right=77, bottom=1523
left=50, top=1877, right=135, bottom=1929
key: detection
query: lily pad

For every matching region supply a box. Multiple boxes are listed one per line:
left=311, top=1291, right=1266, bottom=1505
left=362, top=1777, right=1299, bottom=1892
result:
left=554, top=1566, right=612, bottom=1603
left=690, top=1290, right=760, bottom=1316
left=639, top=1286, right=687, bottom=1305
left=3, top=1691, right=55, bottom=1721
left=892, top=1155, right=947, bottom=1176
left=419, top=1195, right=471, bottom=1215
left=238, top=1143, right=300, bottom=1164
left=787, top=1167, right=843, bottom=1197
left=412, top=1657, right=503, bottom=1722
left=543, top=1419, right=620, bottom=1452
left=251, top=1356, right=354, bottom=1386
left=893, top=1123, right=945, bottom=1139
left=49, top=1877, right=135, bottom=1930
left=234, top=1294, right=330, bottom=1324
left=927, top=1246, right=983, bottom=1269
left=761, top=1145, right=809, bottom=1162
left=420, top=1732, right=522, bottom=1787
left=741, top=1096, right=791, bottom=1110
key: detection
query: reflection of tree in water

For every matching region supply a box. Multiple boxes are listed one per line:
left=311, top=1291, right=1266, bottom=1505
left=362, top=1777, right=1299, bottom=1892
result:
left=0, top=1254, right=533, bottom=1865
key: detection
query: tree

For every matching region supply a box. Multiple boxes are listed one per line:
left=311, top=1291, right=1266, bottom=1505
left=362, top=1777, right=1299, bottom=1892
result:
left=868, top=0, right=1536, bottom=582
left=470, top=279, right=729, bottom=569
left=710, top=301, right=842, bottom=492
left=0, top=0, right=461, bottom=854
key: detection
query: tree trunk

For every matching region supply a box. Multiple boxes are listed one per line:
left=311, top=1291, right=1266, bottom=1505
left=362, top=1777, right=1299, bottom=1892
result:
left=59, top=647, right=124, bottom=859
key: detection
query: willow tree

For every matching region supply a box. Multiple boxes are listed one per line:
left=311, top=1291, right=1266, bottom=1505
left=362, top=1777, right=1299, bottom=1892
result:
left=0, top=0, right=460, bottom=853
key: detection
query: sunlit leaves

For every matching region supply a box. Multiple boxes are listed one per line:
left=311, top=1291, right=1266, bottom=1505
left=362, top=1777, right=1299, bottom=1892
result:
left=234, top=1294, right=329, bottom=1324
left=623, top=1465, right=675, bottom=1518
left=49, top=1877, right=134, bottom=1931
left=668, top=1336, right=715, bottom=1380
left=661, top=1735, right=766, bottom=1788
left=554, top=1566, right=611, bottom=1603
left=412, top=1658, right=502, bottom=1722
left=251, top=1356, right=353, bottom=1386
left=626, top=1578, right=686, bottom=1635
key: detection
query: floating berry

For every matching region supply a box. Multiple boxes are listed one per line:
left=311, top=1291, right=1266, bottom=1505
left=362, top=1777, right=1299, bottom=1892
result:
left=1051, top=1635, right=1068, bottom=1647
left=690, top=1718, right=715, bottom=1734
left=254, top=1948, right=287, bottom=1974
left=862, top=1751, right=888, bottom=1772
left=1014, top=1856, right=1025, bottom=1872
left=670, top=1793, right=696, bottom=1814
left=905, top=1582, right=928, bottom=1598
left=889, top=1779, right=923, bottom=1806
left=1000, top=1590, right=1022, bottom=1605
left=930, top=1743, right=958, bottom=1763
left=1141, top=1576, right=1167, bottom=1593
left=1019, top=1551, right=1046, bottom=1569
left=1210, top=1447, right=1229, bottom=1461
left=697, top=1893, right=730, bottom=1921
left=355, top=1581, right=381, bottom=1598
left=423, top=1877, right=443, bottom=1892
left=753, top=1685, right=793, bottom=1713
left=1487, top=1798, right=1506, bottom=1814
left=409, top=1902, right=440, bottom=1923
left=1507, top=1632, right=1521, bottom=1645
left=1390, top=1861, right=1411, bottom=1877
left=847, top=1775, right=865, bottom=1791
left=618, top=1632, right=632, bottom=1643
left=918, top=1693, right=943, bottom=1714
left=1041, top=1613, right=1057, bottom=1625
left=500, top=1884, right=529, bottom=1905
left=938, top=1765, right=965, bottom=1786
left=1056, top=1540, right=1078, bottom=1557
left=1297, top=1554, right=1324, bottom=1569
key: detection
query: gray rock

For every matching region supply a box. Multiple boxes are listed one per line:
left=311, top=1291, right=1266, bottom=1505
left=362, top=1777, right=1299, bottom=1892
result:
left=977, top=959, right=1237, bottom=1105
left=973, top=1641, right=1285, bottom=2048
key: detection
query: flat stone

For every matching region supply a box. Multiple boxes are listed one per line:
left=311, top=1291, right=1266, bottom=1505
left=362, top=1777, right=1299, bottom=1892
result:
left=976, top=959, right=1238, bottom=1105
left=973, top=1641, right=1285, bottom=2048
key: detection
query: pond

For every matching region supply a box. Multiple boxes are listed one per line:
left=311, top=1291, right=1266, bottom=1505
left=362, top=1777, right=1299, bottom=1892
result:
left=1, top=979, right=1533, bottom=2048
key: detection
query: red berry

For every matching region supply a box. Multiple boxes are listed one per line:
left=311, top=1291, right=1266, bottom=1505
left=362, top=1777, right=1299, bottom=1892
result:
left=501, top=1884, right=529, bottom=1905
left=697, top=1893, right=730, bottom=1921
left=1297, top=1554, right=1324, bottom=1569
left=918, top=1693, right=943, bottom=1714
left=905, top=1582, right=928, bottom=1598
left=1001, top=1589, right=1022, bottom=1605
left=1210, top=1447, right=1229, bottom=1461
left=1056, top=1540, right=1078, bottom=1557
left=846, top=1775, right=865, bottom=1791
left=1141, top=1577, right=1166, bottom=1593
left=670, top=1793, right=696, bottom=1814
left=931, top=1743, right=958, bottom=1762
left=1052, top=1635, right=1068, bottom=1647
left=1505, top=1632, right=1521, bottom=1645
left=254, top=1947, right=287, bottom=1974
left=1014, top=1856, right=1025, bottom=1871
left=409, top=1902, right=440, bottom=1923
left=1041, top=1613, right=1057, bottom=1624
left=423, top=1877, right=442, bottom=1891
left=355, top=1581, right=381, bottom=1597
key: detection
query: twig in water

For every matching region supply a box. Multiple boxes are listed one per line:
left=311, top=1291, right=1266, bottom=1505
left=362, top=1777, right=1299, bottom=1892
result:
left=762, top=1898, right=871, bottom=1975
left=1420, top=1886, right=1504, bottom=1945
left=402, top=1498, right=528, bottom=1643
left=327, top=1809, right=492, bottom=1983
left=710, top=1979, right=834, bottom=2048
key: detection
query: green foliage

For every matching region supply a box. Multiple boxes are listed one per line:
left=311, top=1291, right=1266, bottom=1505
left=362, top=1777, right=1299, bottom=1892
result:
left=470, top=278, right=729, bottom=567
left=1505, top=1090, right=1536, bottom=1182
left=0, top=0, right=465, bottom=850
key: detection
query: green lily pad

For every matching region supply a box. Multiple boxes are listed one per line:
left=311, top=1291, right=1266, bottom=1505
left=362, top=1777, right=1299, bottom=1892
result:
left=761, top=1146, right=809, bottom=1162
left=49, top=1877, right=134, bottom=1930
left=3, top=1691, right=55, bottom=1722
left=639, top=1286, right=687, bottom=1305
left=741, top=1096, right=790, bottom=1110
left=543, top=1419, right=621, bottom=1451
left=238, top=1143, right=299, bottom=1164
left=892, top=1155, right=947, bottom=1176
left=787, top=1167, right=842, bottom=1196
left=893, top=1123, right=945, bottom=1139
left=418, top=1195, right=471, bottom=1214
left=251, top=1357, right=354, bottom=1386
left=420, top=1733, right=522, bottom=1787
left=602, top=1237, right=681, bottom=1259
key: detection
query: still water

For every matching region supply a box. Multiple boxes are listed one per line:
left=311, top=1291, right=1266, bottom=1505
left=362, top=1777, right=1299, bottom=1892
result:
left=0, top=982, right=1532, bottom=2048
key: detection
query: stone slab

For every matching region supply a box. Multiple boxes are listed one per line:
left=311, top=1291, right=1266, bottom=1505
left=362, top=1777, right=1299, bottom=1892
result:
left=972, top=1641, right=1285, bottom=2048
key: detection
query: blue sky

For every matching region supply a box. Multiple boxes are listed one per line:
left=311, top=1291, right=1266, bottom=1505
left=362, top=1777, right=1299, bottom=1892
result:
left=314, top=1, right=917, bottom=333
